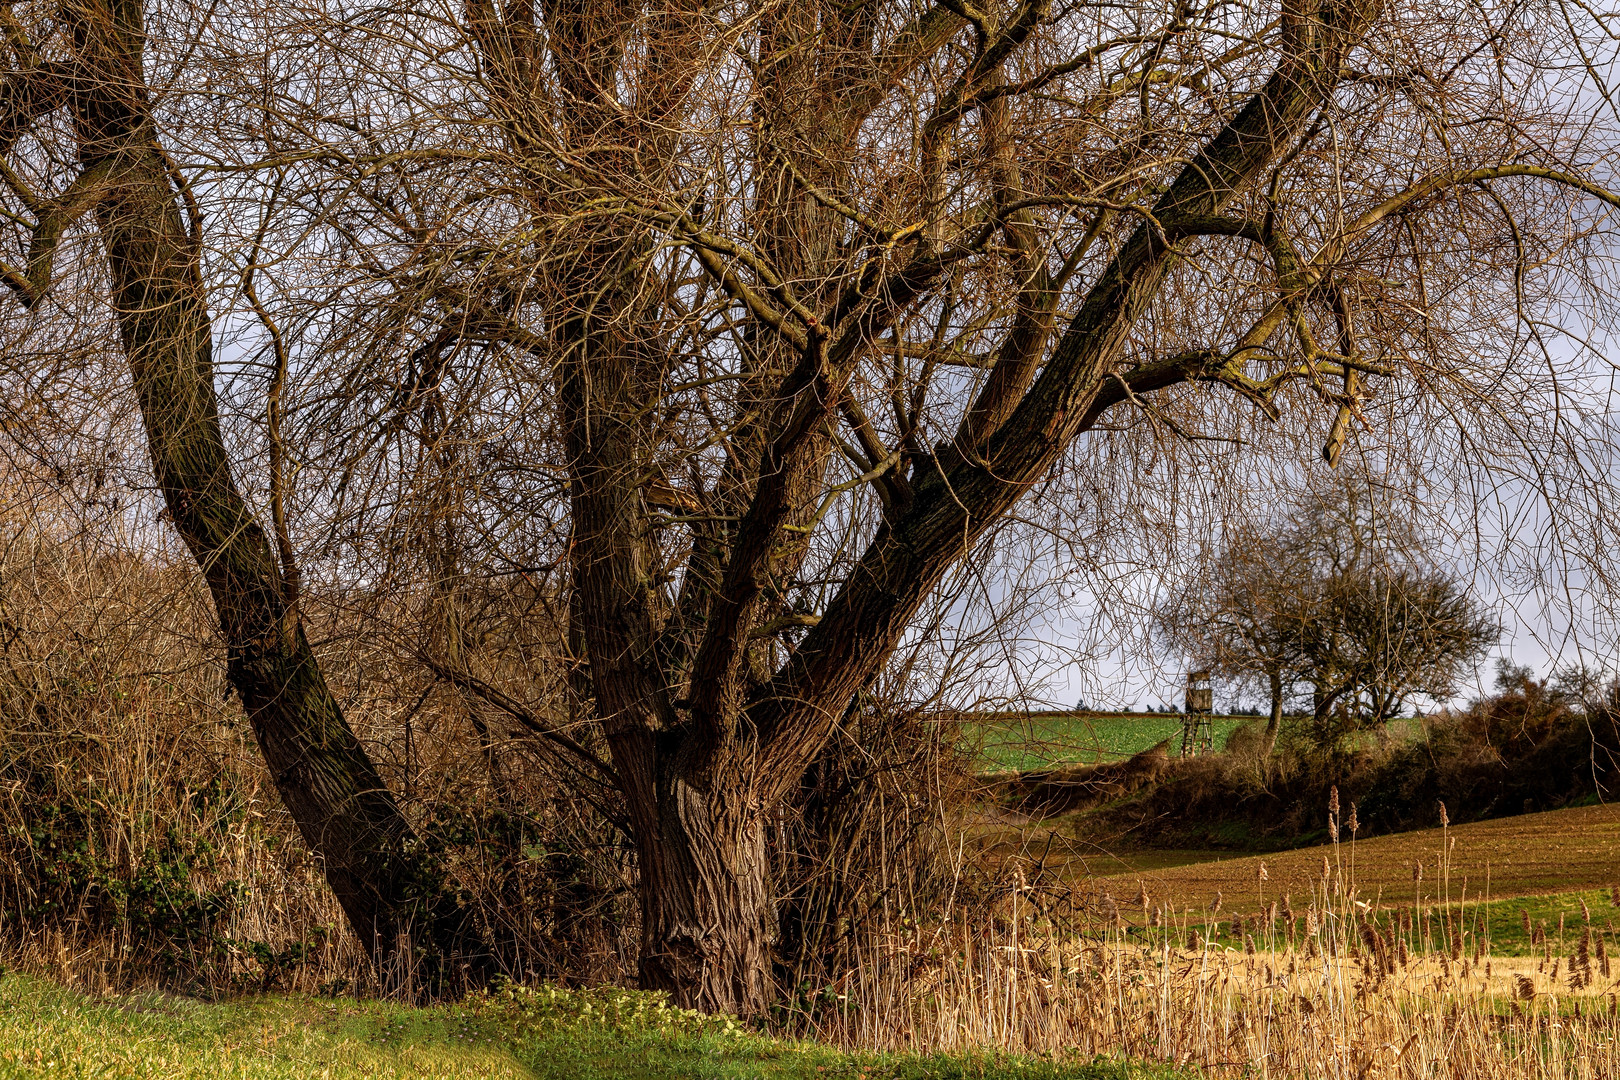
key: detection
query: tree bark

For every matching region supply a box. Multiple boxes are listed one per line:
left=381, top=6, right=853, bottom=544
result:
left=637, top=761, right=773, bottom=1014
left=1265, top=669, right=1284, bottom=755
left=60, top=0, right=471, bottom=981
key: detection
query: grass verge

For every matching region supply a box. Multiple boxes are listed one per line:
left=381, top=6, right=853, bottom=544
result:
left=0, top=973, right=1187, bottom=1080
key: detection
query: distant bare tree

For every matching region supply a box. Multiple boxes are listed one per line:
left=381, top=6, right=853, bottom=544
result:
left=1156, top=521, right=1313, bottom=754
left=1160, top=484, right=1497, bottom=750
left=1289, top=487, right=1498, bottom=745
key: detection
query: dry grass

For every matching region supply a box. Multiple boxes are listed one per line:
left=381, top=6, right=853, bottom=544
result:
left=0, top=511, right=372, bottom=995
left=0, top=496, right=638, bottom=999
left=790, top=803, right=1620, bottom=1078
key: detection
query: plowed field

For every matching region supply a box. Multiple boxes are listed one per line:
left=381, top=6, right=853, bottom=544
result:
left=1090, top=801, right=1620, bottom=912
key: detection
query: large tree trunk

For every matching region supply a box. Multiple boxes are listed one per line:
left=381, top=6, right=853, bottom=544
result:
left=556, top=307, right=776, bottom=1013
left=60, top=0, right=471, bottom=981
left=637, top=764, right=773, bottom=1014
left=465, top=0, right=1381, bottom=1014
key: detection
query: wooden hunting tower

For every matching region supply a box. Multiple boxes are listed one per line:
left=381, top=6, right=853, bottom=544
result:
left=1181, top=671, right=1214, bottom=756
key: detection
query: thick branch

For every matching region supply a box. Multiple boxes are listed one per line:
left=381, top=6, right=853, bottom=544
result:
left=747, top=0, right=1384, bottom=800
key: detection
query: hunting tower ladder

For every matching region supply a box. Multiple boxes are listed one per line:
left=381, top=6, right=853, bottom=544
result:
left=1181, top=671, right=1214, bottom=756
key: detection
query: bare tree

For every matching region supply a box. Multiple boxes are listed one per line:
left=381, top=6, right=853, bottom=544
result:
left=3, top=0, right=1620, bottom=1016
left=0, top=0, right=478, bottom=981
left=223, top=0, right=1620, bottom=1012
left=1160, top=484, right=1497, bottom=751
left=1288, top=487, right=1498, bottom=745
left=1156, top=521, right=1313, bottom=754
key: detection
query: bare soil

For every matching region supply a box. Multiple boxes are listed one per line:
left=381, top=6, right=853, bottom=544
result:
left=1085, top=801, right=1620, bottom=911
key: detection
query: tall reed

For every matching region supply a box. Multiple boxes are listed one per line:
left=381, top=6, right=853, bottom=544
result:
left=786, top=794, right=1620, bottom=1078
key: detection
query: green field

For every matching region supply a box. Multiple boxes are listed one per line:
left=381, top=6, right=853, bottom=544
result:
left=966, top=711, right=1254, bottom=772
left=1385, top=889, right=1620, bottom=957
left=1110, top=888, right=1620, bottom=957
left=0, top=974, right=1188, bottom=1080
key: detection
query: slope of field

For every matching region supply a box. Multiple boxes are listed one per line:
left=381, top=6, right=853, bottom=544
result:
left=0, top=974, right=1183, bottom=1080
left=1090, top=801, right=1620, bottom=920
left=967, top=711, right=1253, bottom=772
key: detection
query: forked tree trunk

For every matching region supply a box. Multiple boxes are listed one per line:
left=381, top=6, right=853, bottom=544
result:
left=558, top=322, right=774, bottom=1014
left=470, top=0, right=1382, bottom=1014
left=62, top=0, right=470, bottom=981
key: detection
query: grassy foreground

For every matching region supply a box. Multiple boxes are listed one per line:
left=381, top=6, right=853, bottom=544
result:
left=0, top=973, right=1184, bottom=1080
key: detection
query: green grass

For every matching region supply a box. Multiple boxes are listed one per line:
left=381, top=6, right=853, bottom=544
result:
left=1431, top=888, right=1620, bottom=957
left=0, top=973, right=1192, bottom=1080
left=1107, top=888, right=1620, bottom=959
left=967, top=712, right=1254, bottom=772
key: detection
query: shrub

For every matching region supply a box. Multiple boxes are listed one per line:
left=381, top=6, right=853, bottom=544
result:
left=1064, top=661, right=1620, bottom=851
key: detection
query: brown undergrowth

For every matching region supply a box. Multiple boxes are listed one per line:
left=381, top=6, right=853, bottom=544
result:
left=0, top=496, right=970, bottom=1010
left=0, top=500, right=637, bottom=998
left=787, top=798, right=1620, bottom=1078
